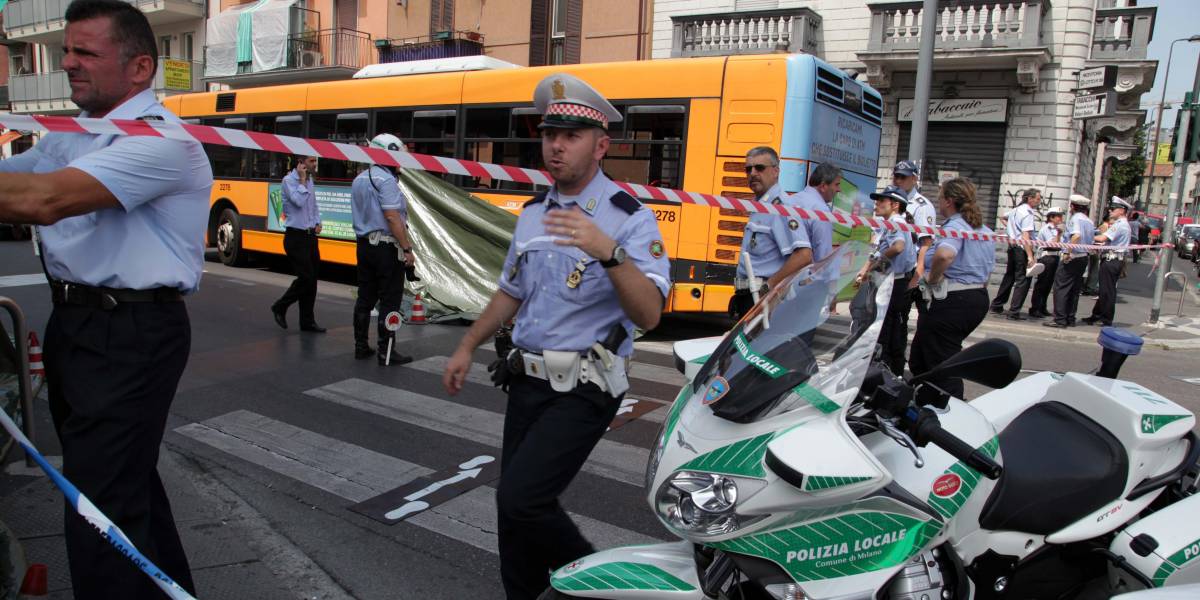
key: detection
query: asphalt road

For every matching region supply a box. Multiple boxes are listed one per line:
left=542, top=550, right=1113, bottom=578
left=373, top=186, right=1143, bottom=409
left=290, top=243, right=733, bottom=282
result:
left=1, top=238, right=1198, bottom=598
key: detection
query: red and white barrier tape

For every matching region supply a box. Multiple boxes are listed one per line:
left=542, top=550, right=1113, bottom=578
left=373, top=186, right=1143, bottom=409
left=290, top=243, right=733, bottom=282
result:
left=0, top=113, right=1170, bottom=253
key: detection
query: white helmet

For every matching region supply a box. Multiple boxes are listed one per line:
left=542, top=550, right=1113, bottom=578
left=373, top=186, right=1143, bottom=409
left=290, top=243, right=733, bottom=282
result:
left=369, top=133, right=405, bottom=152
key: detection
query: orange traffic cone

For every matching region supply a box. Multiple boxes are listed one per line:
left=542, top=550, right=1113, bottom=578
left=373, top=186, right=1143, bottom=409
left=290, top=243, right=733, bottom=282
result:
left=409, top=293, right=427, bottom=324
left=20, top=563, right=48, bottom=597
left=27, top=331, right=44, bottom=378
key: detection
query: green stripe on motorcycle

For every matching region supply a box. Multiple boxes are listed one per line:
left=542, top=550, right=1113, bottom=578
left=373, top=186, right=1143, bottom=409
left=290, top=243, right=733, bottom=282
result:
left=734, top=332, right=787, bottom=378
left=793, top=383, right=839, bottom=414
left=803, top=475, right=872, bottom=491
left=1151, top=535, right=1200, bottom=587
left=552, top=561, right=695, bottom=592
left=678, top=432, right=774, bottom=478
left=926, top=436, right=999, bottom=520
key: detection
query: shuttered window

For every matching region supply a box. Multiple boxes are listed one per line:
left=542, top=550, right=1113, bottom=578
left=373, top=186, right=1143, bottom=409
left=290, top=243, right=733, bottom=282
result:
left=431, top=0, right=455, bottom=35
left=897, top=122, right=1008, bottom=227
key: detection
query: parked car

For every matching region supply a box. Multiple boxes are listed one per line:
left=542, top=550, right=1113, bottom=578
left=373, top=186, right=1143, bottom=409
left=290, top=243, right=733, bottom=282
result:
left=1179, top=227, right=1200, bottom=260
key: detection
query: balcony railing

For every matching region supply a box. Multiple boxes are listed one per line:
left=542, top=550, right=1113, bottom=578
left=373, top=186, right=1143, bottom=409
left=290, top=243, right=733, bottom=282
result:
left=1090, top=6, right=1155, bottom=61
left=377, top=31, right=484, bottom=63
left=670, top=8, right=821, bottom=58
left=205, top=28, right=372, bottom=79
left=3, top=0, right=203, bottom=36
left=865, top=0, right=1049, bottom=53
left=10, top=58, right=205, bottom=110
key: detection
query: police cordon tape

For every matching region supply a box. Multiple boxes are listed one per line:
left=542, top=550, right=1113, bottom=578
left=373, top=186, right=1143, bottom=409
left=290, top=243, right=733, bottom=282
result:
left=0, top=112, right=1167, bottom=254
left=0, top=408, right=197, bottom=600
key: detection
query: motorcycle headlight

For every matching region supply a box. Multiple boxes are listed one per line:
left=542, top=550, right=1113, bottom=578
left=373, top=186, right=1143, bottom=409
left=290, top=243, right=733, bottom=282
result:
left=656, top=471, right=757, bottom=537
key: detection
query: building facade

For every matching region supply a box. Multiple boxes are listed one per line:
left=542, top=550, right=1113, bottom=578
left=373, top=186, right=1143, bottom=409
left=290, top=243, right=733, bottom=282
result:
left=652, top=0, right=1158, bottom=228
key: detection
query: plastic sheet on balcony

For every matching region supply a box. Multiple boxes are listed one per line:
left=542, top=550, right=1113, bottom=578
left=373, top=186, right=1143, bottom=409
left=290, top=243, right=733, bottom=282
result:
left=206, top=0, right=297, bottom=77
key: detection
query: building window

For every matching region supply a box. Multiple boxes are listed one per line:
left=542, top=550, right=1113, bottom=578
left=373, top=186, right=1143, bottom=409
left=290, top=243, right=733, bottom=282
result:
left=183, top=33, right=194, bottom=61
left=530, top=0, right=579, bottom=66
left=161, top=35, right=172, bottom=59
left=549, top=0, right=567, bottom=65
left=431, top=0, right=455, bottom=35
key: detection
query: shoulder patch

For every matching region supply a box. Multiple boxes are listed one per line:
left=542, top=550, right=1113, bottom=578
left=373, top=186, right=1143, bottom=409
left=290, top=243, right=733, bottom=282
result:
left=523, top=191, right=549, bottom=208
left=609, top=191, right=642, bottom=215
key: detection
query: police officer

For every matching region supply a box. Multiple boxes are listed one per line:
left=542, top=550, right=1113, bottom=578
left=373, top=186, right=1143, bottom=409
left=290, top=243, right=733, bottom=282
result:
left=990, top=188, right=1041, bottom=319
left=909, top=178, right=996, bottom=406
left=730, top=146, right=812, bottom=319
left=0, top=1, right=208, bottom=595
left=1128, top=212, right=1143, bottom=263
left=351, top=134, right=415, bottom=365
left=893, top=160, right=936, bottom=286
left=1084, top=196, right=1132, bottom=326
left=271, top=155, right=326, bottom=332
left=859, top=185, right=916, bottom=375
left=443, top=73, right=670, bottom=600
left=1044, top=195, right=1096, bottom=328
left=1028, top=206, right=1064, bottom=318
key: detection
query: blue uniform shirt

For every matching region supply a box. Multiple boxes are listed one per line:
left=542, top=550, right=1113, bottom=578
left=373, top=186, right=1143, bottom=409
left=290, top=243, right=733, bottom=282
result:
left=924, top=214, right=996, bottom=285
left=735, top=184, right=809, bottom=279
left=281, top=169, right=319, bottom=230
left=790, top=186, right=835, bottom=264
left=0, top=88, right=213, bottom=293
left=351, top=166, right=407, bottom=236
left=1006, top=204, right=1036, bottom=240
left=1067, top=212, right=1097, bottom=258
left=1037, top=223, right=1061, bottom=244
left=879, top=214, right=916, bottom=275
left=1101, top=217, right=1131, bottom=254
left=498, top=171, right=671, bottom=357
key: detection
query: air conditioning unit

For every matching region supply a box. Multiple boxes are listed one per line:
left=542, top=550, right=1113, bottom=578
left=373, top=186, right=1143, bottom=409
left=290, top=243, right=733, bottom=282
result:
left=296, top=49, right=323, bottom=68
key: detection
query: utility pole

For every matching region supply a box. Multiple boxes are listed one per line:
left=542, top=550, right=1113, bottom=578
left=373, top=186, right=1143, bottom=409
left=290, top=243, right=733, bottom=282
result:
left=1150, top=55, right=1200, bottom=324
left=1142, top=36, right=1200, bottom=210
left=907, top=0, right=939, bottom=170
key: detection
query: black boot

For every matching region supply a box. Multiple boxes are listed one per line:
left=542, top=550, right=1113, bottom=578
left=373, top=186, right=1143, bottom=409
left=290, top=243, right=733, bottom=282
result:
left=377, top=322, right=412, bottom=366
left=353, top=310, right=374, bottom=360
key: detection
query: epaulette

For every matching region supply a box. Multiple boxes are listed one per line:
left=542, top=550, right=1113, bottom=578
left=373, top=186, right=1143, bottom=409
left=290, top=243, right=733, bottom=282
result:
left=609, top=191, right=641, bottom=215
left=523, top=191, right=549, bottom=208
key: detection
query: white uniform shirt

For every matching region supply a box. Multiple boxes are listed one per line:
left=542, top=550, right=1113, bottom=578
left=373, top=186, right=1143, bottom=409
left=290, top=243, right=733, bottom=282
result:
left=905, top=188, right=936, bottom=240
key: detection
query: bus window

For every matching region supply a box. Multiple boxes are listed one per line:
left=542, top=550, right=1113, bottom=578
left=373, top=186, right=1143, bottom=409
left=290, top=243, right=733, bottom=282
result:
left=510, top=107, right=541, bottom=139
left=463, top=107, right=540, bottom=191
left=249, top=115, right=303, bottom=180
left=411, top=109, right=457, bottom=158
left=605, top=105, right=685, bottom=189
left=203, top=117, right=247, bottom=179
left=374, top=110, right=413, bottom=140
left=310, top=112, right=369, bottom=182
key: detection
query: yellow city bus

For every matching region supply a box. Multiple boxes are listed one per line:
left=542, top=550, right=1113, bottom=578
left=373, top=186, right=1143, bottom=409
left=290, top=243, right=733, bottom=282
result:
left=165, top=53, right=882, bottom=314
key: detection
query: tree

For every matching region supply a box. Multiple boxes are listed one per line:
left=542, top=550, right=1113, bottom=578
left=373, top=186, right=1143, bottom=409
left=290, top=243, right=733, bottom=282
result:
left=1108, top=127, right=1147, bottom=199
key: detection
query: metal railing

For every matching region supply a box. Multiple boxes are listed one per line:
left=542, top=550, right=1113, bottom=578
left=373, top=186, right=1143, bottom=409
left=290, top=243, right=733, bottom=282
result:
left=1090, top=5, right=1155, bottom=61
left=3, top=0, right=204, bottom=32
left=670, top=7, right=821, bottom=58
left=11, top=58, right=204, bottom=105
left=865, top=0, right=1049, bottom=52
left=377, top=31, right=484, bottom=63
left=287, top=28, right=373, bottom=71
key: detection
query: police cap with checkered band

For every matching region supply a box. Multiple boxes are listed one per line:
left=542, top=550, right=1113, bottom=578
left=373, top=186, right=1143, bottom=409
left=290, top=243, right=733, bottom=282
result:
left=534, top=73, right=623, bottom=131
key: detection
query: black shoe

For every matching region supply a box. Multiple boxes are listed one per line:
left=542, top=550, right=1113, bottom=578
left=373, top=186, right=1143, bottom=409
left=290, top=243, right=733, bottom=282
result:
left=1082, top=317, right=1101, bottom=326
left=1066, top=320, right=1077, bottom=327
left=1028, top=310, right=1048, bottom=318
left=300, top=323, right=327, bottom=333
left=271, top=306, right=287, bottom=329
left=355, top=346, right=375, bottom=360
left=990, top=307, right=1004, bottom=314
left=378, top=350, right=413, bottom=366
left=1006, top=313, right=1027, bottom=321
left=1043, top=321, right=1068, bottom=328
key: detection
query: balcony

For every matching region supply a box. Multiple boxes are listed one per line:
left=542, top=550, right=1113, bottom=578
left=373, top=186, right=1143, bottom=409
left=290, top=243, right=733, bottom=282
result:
left=8, top=58, right=205, bottom=114
left=670, top=8, right=821, bottom=58
left=204, top=28, right=374, bottom=89
left=1091, top=6, right=1154, bottom=61
left=377, top=31, right=484, bottom=64
left=3, top=0, right=204, bottom=44
left=857, top=0, right=1052, bottom=92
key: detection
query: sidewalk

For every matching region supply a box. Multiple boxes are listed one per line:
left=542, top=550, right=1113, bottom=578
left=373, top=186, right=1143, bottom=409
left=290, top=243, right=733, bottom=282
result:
left=981, top=254, right=1200, bottom=350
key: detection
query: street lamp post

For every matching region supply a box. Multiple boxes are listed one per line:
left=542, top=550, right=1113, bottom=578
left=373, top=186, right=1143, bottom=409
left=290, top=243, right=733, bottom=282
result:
left=1140, top=36, right=1200, bottom=212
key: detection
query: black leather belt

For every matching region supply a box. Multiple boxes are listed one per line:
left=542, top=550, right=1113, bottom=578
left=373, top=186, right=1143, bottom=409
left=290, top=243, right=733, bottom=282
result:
left=49, top=280, right=182, bottom=310
left=286, top=226, right=318, bottom=235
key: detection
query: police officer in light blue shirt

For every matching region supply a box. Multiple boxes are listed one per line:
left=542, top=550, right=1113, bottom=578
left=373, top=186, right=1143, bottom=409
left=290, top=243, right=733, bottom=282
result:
left=0, top=2, right=209, bottom=594
left=731, top=146, right=810, bottom=319
left=860, top=185, right=916, bottom=374
left=991, top=187, right=1040, bottom=319
left=350, top=134, right=416, bottom=365
left=1046, top=194, right=1097, bottom=328
left=910, top=178, right=996, bottom=406
left=271, top=155, right=325, bottom=332
left=1029, top=207, right=1064, bottom=318
left=443, top=72, right=670, bottom=600
left=1084, top=196, right=1132, bottom=326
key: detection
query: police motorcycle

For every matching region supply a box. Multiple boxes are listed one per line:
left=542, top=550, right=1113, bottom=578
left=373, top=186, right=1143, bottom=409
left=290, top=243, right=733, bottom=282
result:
left=540, top=242, right=1200, bottom=600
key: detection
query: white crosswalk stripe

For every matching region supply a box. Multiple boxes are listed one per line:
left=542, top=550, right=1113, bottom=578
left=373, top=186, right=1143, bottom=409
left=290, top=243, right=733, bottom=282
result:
left=175, top=410, right=661, bottom=557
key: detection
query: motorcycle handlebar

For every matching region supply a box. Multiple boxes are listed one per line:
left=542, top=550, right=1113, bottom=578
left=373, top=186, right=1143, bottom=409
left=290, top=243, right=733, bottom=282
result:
left=911, top=411, right=1003, bottom=480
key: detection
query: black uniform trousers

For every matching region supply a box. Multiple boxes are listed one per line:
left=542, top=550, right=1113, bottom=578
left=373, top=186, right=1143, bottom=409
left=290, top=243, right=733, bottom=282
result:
left=44, top=302, right=195, bottom=599
left=274, top=227, right=321, bottom=327
left=990, top=246, right=1031, bottom=314
left=1029, top=253, right=1060, bottom=314
left=1051, top=256, right=1089, bottom=325
left=910, top=288, right=989, bottom=407
left=354, top=238, right=406, bottom=350
left=1088, top=257, right=1123, bottom=325
left=497, top=375, right=621, bottom=600
left=878, top=273, right=913, bottom=376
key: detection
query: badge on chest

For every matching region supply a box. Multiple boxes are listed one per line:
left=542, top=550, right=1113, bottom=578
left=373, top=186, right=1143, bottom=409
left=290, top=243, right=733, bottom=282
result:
left=567, top=258, right=588, bottom=289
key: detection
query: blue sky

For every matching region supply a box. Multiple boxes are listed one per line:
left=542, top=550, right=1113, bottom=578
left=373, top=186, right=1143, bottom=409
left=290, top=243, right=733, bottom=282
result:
left=1140, top=0, right=1199, bottom=128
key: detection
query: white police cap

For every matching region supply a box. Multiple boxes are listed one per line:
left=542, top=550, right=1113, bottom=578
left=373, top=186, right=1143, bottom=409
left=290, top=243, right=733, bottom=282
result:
left=1069, top=194, right=1091, bottom=207
left=1109, top=196, right=1132, bottom=210
left=534, top=73, right=622, bottom=131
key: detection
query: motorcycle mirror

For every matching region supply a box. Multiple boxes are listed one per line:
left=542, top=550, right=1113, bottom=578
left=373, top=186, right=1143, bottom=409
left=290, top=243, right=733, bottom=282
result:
left=909, top=339, right=1022, bottom=390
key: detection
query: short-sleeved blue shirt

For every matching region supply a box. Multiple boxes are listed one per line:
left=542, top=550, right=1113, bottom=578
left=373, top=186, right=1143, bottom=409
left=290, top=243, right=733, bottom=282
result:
left=879, top=214, right=916, bottom=275
left=351, top=165, right=407, bottom=236
left=735, top=184, right=809, bottom=279
left=923, top=214, right=996, bottom=285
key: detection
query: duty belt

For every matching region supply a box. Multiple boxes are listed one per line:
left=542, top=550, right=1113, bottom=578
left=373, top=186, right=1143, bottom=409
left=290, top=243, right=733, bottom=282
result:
left=1102, top=252, right=1125, bottom=261
left=945, top=282, right=985, bottom=292
left=49, top=280, right=182, bottom=310
left=734, top=276, right=766, bottom=291
left=510, top=347, right=629, bottom=397
left=366, top=231, right=398, bottom=246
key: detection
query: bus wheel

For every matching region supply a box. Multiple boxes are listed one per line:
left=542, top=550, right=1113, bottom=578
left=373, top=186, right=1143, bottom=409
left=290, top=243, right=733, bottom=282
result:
left=216, top=208, right=247, bottom=267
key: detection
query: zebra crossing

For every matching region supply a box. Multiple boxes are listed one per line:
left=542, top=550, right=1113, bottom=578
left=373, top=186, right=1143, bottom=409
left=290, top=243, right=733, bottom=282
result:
left=172, top=349, right=686, bottom=562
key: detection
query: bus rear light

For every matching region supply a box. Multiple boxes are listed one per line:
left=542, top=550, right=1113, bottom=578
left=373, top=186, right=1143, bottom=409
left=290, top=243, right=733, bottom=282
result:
left=716, top=235, right=743, bottom=247
left=715, top=250, right=737, bottom=261
left=717, top=220, right=746, bottom=232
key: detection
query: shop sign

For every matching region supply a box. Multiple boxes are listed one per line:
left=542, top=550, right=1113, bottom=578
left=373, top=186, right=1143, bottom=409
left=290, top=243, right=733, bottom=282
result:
left=1073, top=91, right=1116, bottom=120
left=1078, top=65, right=1117, bottom=91
left=898, top=99, right=1008, bottom=123
left=162, top=59, right=192, bottom=91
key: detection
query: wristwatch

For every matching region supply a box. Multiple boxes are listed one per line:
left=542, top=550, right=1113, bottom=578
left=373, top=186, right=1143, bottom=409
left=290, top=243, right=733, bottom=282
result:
left=600, top=245, right=627, bottom=269
left=401, top=247, right=413, bottom=253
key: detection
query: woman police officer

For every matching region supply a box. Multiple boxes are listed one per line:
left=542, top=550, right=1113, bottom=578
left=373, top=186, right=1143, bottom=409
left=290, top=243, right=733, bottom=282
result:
left=909, top=178, right=996, bottom=406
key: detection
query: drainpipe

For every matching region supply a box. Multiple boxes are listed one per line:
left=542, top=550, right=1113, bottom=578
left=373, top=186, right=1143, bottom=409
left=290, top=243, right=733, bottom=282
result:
left=636, top=0, right=645, bottom=60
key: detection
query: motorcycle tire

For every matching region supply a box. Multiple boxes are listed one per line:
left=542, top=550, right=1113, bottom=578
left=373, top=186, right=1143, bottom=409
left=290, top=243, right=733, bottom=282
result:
left=536, top=588, right=611, bottom=600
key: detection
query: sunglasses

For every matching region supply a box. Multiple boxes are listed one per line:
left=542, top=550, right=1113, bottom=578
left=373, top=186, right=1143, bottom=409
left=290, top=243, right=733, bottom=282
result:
left=744, top=164, right=774, bottom=174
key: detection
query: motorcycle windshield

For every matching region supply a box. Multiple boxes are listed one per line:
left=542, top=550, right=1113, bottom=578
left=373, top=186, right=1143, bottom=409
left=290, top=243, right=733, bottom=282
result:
left=693, top=241, right=891, bottom=423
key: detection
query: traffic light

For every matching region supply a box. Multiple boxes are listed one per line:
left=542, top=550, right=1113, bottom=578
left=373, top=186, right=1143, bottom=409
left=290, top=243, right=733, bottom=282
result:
left=1169, top=92, right=1200, bottom=163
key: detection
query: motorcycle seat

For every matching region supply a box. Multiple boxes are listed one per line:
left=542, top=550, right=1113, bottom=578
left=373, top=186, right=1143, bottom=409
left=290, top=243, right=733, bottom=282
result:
left=979, top=401, right=1128, bottom=536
